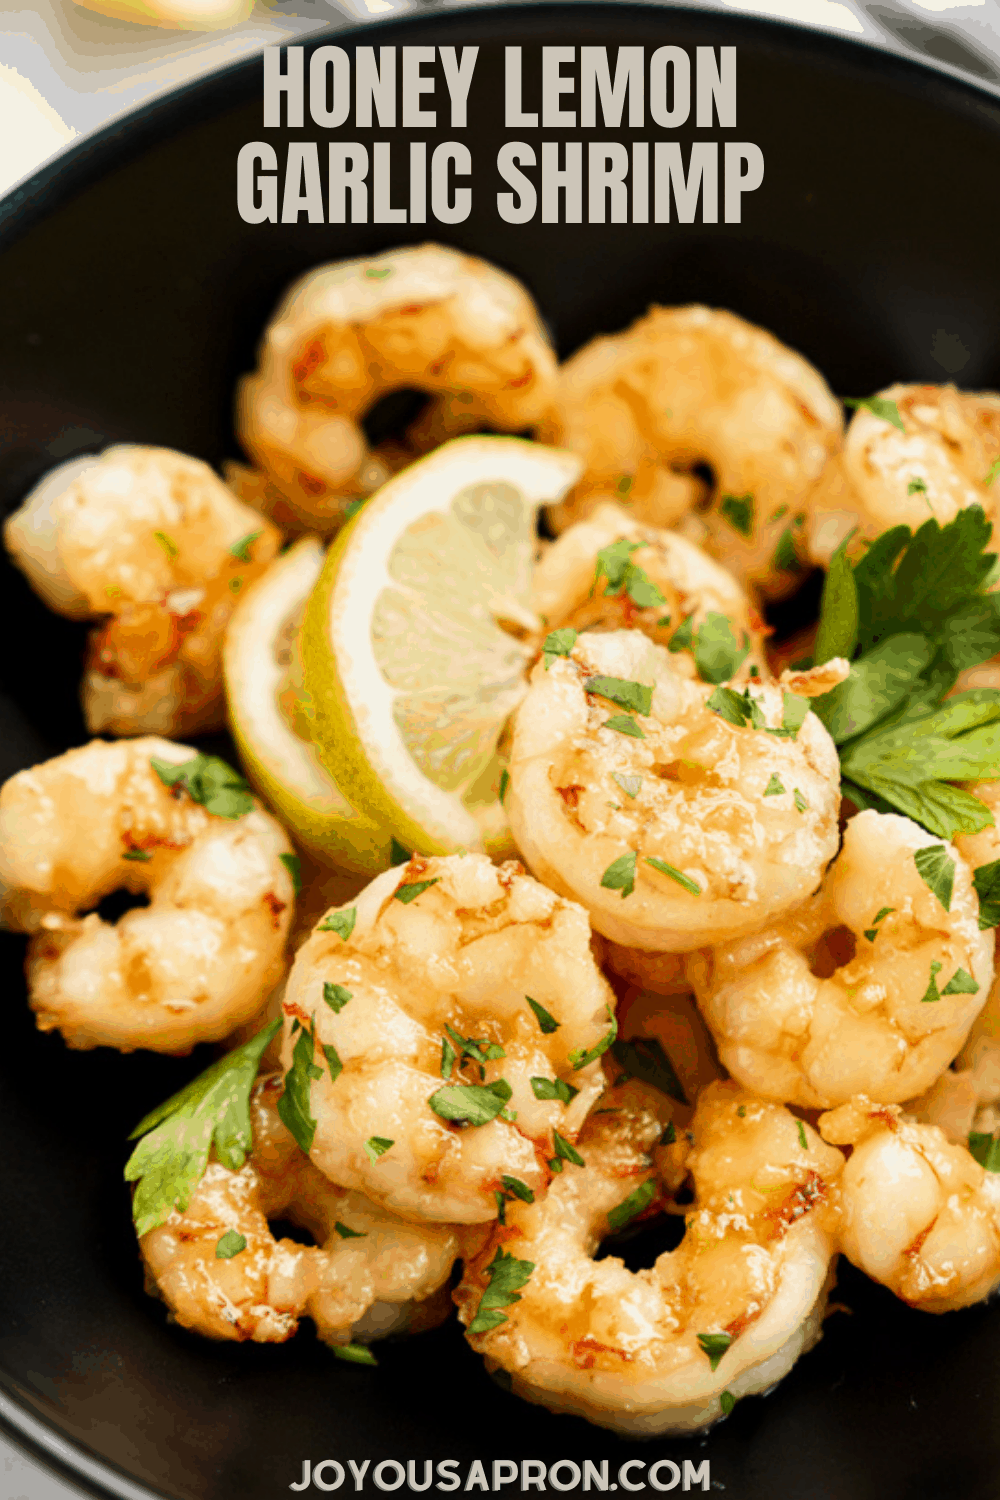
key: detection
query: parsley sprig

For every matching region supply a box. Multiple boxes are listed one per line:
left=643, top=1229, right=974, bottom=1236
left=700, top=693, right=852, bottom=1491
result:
left=125, top=1020, right=279, bottom=1237
left=810, top=509, right=1000, bottom=838
left=151, top=753, right=254, bottom=819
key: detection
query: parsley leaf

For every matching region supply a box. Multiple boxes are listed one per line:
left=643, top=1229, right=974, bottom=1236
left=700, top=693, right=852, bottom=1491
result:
left=216, top=1229, right=247, bottom=1259
left=569, top=1007, right=618, bottom=1070
left=530, top=1076, right=579, bottom=1105
left=813, top=534, right=859, bottom=666
left=969, top=1131, right=1000, bottom=1172
left=154, top=530, right=178, bottom=558
left=498, top=769, right=510, bottom=805
left=720, top=1391, right=737, bottom=1417
left=552, top=1130, right=584, bottom=1166
left=914, top=845, right=956, bottom=911
left=468, top=1247, right=535, bottom=1335
left=279, top=853, right=302, bottom=895
left=394, top=878, right=440, bottom=904
left=334, top=1221, right=366, bottom=1238
left=612, top=772, right=642, bottom=799
left=230, top=531, right=262, bottom=562
left=151, top=754, right=253, bottom=819
left=772, top=527, right=801, bottom=574
left=441, top=1034, right=457, bottom=1079
left=694, top=614, right=750, bottom=685
left=278, top=1023, right=323, bottom=1152
left=444, top=1023, right=505, bottom=1067
left=697, top=1331, right=733, bottom=1370
left=644, top=857, right=701, bottom=896
left=526, top=996, right=560, bottom=1034
left=611, top=1037, right=688, bottom=1104
left=428, top=1079, right=513, bottom=1127
left=942, top=967, right=979, bottom=996
left=584, top=676, right=653, bottom=715
left=607, top=1178, right=656, bottom=1232
left=974, top=861, right=1000, bottom=930
left=364, top=1136, right=393, bottom=1163
left=543, top=627, right=578, bottom=668
left=844, top=394, right=906, bottom=432
left=707, top=685, right=760, bottom=728
left=921, top=960, right=943, bottom=1004
left=793, top=789, right=808, bottom=813
left=719, top=493, right=754, bottom=537
left=332, top=1343, right=378, bottom=1365
left=319, top=907, right=356, bottom=941
left=764, top=774, right=785, bottom=797
left=594, top=540, right=666, bottom=609
left=323, top=983, right=352, bottom=1014
left=125, top=1019, right=280, bottom=1237
left=668, top=614, right=695, bottom=653
left=796, top=1120, right=808, bottom=1150
left=603, top=714, right=645, bottom=739
left=389, top=837, right=411, bottom=865
left=601, top=851, right=637, bottom=898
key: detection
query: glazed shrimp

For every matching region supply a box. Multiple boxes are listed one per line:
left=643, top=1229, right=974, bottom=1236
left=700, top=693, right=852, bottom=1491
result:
left=506, top=629, right=841, bottom=952
left=456, top=1078, right=843, bottom=1436
left=280, top=854, right=614, bottom=1224
left=236, top=244, right=557, bottom=533
left=807, top=383, right=1000, bottom=567
left=541, top=306, right=842, bottom=597
left=141, top=1073, right=461, bottom=1346
left=3, top=445, right=280, bottom=737
left=0, top=738, right=294, bottom=1052
left=532, top=502, right=768, bottom=681
left=690, top=811, right=995, bottom=1109
left=820, top=1096, right=1000, bottom=1312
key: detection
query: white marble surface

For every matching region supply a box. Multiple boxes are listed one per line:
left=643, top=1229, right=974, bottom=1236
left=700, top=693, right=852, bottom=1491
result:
left=1, top=0, right=999, bottom=1492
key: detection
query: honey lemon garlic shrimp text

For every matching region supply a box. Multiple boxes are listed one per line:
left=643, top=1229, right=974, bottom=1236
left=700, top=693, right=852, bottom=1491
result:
left=690, top=811, right=994, bottom=1109
left=457, top=1078, right=843, bottom=1435
left=807, top=383, right=1000, bottom=566
left=542, top=305, right=842, bottom=597
left=821, top=1097, right=1000, bottom=1312
left=532, top=501, right=768, bottom=679
left=4, top=445, right=280, bottom=737
left=280, top=853, right=614, bottom=1223
left=237, top=244, right=557, bottom=532
left=506, top=629, right=841, bottom=952
left=141, top=1073, right=461, bottom=1347
left=0, top=738, right=294, bottom=1052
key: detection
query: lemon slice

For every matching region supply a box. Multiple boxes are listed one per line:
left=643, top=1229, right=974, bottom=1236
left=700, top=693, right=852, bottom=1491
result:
left=302, top=436, right=581, bottom=855
left=223, top=537, right=389, bottom=872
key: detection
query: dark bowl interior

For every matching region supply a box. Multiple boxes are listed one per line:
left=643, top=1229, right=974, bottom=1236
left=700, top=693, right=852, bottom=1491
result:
left=1, top=7, right=1000, bottom=1498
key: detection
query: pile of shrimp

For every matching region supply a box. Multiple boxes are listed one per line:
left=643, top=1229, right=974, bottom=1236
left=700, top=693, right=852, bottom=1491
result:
left=5, top=239, right=1000, bottom=1435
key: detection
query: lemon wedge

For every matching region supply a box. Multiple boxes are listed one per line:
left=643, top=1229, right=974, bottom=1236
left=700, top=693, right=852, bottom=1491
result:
left=223, top=537, right=388, bottom=872
left=301, top=436, right=581, bottom=855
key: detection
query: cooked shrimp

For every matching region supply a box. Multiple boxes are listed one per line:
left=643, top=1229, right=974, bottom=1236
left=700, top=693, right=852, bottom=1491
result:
left=541, top=306, right=842, bottom=597
left=0, top=738, right=294, bottom=1052
left=456, top=1078, right=843, bottom=1436
left=236, top=244, right=557, bottom=533
left=807, top=383, right=1000, bottom=567
left=506, top=629, right=841, bottom=952
left=690, top=810, right=995, bottom=1109
left=3, top=445, right=280, bottom=737
left=141, top=1073, right=460, bottom=1345
left=532, top=502, right=768, bottom=680
left=280, top=854, right=614, bottom=1224
left=821, top=1096, right=1000, bottom=1312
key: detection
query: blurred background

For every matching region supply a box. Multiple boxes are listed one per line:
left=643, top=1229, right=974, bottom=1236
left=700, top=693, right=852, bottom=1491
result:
left=1, top=0, right=999, bottom=200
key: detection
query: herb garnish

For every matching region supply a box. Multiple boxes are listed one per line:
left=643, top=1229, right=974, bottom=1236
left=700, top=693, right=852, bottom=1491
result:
left=125, top=1019, right=280, bottom=1236
left=644, top=857, right=701, bottom=896
left=584, top=676, right=653, bottom=716
left=530, top=1076, right=579, bottom=1105
left=428, top=1079, right=513, bottom=1126
left=974, top=860, right=1000, bottom=929
left=764, top=774, right=785, bottom=797
left=719, top=493, right=754, bottom=537
left=394, top=878, right=440, bottom=904
left=526, top=996, right=560, bottom=1034
left=543, top=628, right=578, bottom=668
left=611, top=1036, right=687, bottom=1104
left=332, top=1343, right=378, bottom=1364
left=230, top=531, right=262, bottom=562
left=601, top=851, right=637, bottom=898
left=569, top=1007, right=619, bottom=1070
left=914, top=845, right=955, bottom=911
left=594, top=539, right=666, bottom=610
left=279, top=853, right=302, bottom=894
left=844, top=395, right=906, bottom=432
left=151, top=753, right=254, bottom=819
left=612, top=772, right=643, bottom=799
left=319, top=906, right=357, bottom=941
left=323, top=983, right=352, bottom=1014
left=334, top=1221, right=366, bottom=1238
left=603, top=714, right=645, bottom=739
left=495, top=1174, right=535, bottom=1223
left=468, top=1247, right=535, bottom=1334
left=969, top=1131, right=1000, bottom=1172
left=552, top=1130, right=584, bottom=1166
left=697, top=1332, right=733, bottom=1370
left=693, top=614, right=750, bottom=685
left=154, top=530, right=178, bottom=558
left=364, top=1136, right=394, bottom=1163
left=216, top=1229, right=247, bottom=1259
left=607, top=1178, right=656, bottom=1232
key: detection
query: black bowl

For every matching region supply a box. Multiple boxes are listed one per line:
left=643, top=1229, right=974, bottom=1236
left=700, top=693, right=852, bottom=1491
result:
left=2, top=8, right=1000, bottom=1498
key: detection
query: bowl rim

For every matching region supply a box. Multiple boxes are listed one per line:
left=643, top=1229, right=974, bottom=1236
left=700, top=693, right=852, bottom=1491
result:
left=2, top=4, right=1000, bottom=1495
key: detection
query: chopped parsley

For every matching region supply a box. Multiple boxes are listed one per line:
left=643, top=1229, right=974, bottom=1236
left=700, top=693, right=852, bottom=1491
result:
left=428, top=1079, right=513, bottom=1126
left=611, top=1036, right=688, bottom=1104
left=603, top=714, right=645, bottom=739
left=864, top=906, right=895, bottom=942
left=974, top=860, right=1000, bottom=929
left=764, top=774, right=785, bottom=797
left=772, top=527, right=801, bottom=574
left=215, top=1229, right=247, bottom=1259
left=942, top=967, right=979, bottom=996
left=552, top=1130, right=585, bottom=1166
left=364, top=1136, right=394, bottom=1163
left=278, top=1021, right=324, bottom=1152
left=908, top=477, right=928, bottom=497
left=607, top=1178, right=656, bottom=1232
left=920, top=960, right=943, bottom=1004
left=914, top=845, right=955, bottom=912
left=720, top=1391, right=737, bottom=1417
left=719, top=493, right=754, bottom=537
left=498, top=769, right=510, bottom=805
left=468, top=1246, right=535, bottom=1335
left=444, top=1023, right=505, bottom=1075
left=323, top=983, right=352, bottom=1014
left=668, top=614, right=696, bottom=653
left=986, top=458, right=1000, bottom=488
left=796, top=1120, right=808, bottom=1150
left=319, top=906, right=357, bottom=941
left=594, top=539, right=666, bottom=609
left=612, top=772, right=642, bottom=799
left=526, top=996, right=560, bottom=1034
left=844, top=394, right=906, bottom=432
left=151, top=753, right=254, bottom=819
left=644, top=857, right=701, bottom=896
left=969, top=1131, right=1000, bottom=1172
left=334, top=1221, right=366, bottom=1238
left=279, top=853, right=302, bottom=894
left=601, top=851, right=637, bottom=898
left=154, top=530, right=178, bottom=558
left=569, top=1007, right=618, bottom=1070
left=543, top=627, right=578, bottom=668
left=584, top=675, right=653, bottom=716
left=125, top=1019, right=280, bottom=1237
left=697, top=1331, right=733, bottom=1370
left=332, top=1343, right=378, bottom=1364
left=389, top=838, right=411, bottom=865
left=530, top=1076, right=579, bottom=1105
left=394, top=878, right=440, bottom=904
left=495, top=1174, right=535, bottom=1222
left=441, top=1034, right=457, bottom=1079
left=793, top=789, right=809, bottom=813
left=693, top=614, right=750, bottom=685
left=122, top=848, right=152, bottom=862
left=230, top=531, right=262, bottom=562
